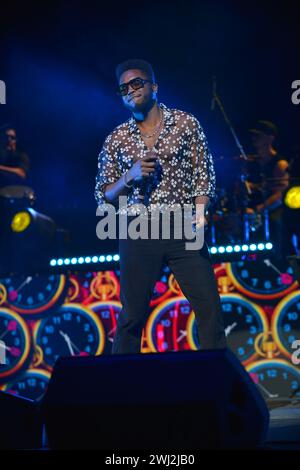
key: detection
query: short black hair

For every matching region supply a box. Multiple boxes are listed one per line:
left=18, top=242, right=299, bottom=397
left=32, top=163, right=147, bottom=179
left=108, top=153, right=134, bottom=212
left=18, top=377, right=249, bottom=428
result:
left=115, top=59, right=155, bottom=83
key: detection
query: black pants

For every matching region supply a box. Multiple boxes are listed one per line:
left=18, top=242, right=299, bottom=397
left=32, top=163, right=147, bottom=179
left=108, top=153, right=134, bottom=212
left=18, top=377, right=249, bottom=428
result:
left=112, top=215, right=226, bottom=354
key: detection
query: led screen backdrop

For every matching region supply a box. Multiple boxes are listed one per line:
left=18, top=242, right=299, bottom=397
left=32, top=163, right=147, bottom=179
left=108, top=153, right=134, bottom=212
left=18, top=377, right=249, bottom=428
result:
left=0, top=258, right=300, bottom=402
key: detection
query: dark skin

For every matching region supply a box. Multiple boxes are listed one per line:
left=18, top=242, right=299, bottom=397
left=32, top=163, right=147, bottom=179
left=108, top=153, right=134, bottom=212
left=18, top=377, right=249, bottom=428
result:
left=104, top=69, right=209, bottom=224
left=0, top=128, right=26, bottom=180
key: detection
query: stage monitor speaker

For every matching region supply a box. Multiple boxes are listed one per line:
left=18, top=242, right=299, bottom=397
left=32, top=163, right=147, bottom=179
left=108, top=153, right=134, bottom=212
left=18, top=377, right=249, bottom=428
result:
left=0, top=391, right=44, bottom=449
left=41, top=348, right=269, bottom=449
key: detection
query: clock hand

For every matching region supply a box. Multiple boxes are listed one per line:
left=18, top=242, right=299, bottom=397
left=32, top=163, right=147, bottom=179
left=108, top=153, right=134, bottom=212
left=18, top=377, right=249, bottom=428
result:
left=256, top=382, right=279, bottom=398
left=177, top=329, right=187, bottom=343
left=59, top=330, right=75, bottom=356
left=225, top=322, right=238, bottom=337
left=263, top=259, right=281, bottom=275
left=264, top=259, right=293, bottom=285
left=0, top=343, right=21, bottom=357
left=0, top=320, right=18, bottom=340
left=8, top=276, right=33, bottom=301
left=59, top=330, right=82, bottom=354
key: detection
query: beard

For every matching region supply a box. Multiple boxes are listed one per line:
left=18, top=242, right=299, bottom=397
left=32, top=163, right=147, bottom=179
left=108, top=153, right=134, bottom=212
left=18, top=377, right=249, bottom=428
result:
left=124, top=94, right=156, bottom=114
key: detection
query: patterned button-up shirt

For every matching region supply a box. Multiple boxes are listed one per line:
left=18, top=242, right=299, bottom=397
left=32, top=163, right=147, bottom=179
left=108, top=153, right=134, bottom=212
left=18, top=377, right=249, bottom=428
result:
left=95, top=103, right=216, bottom=214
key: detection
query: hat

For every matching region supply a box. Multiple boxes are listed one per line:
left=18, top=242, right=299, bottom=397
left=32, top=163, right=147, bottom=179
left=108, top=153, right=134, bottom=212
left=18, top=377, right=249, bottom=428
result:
left=249, top=120, right=278, bottom=137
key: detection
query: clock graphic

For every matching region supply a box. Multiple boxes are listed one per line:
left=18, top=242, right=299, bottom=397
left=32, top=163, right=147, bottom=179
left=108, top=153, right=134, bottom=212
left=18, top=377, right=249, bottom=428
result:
left=145, top=296, right=193, bottom=352
left=2, top=274, right=68, bottom=317
left=187, top=293, right=268, bottom=364
left=271, top=290, right=300, bottom=359
left=33, top=303, right=105, bottom=370
left=0, top=307, right=32, bottom=383
left=89, top=300, right=122, bottom=353
left=2, top=368, right=51, bottom=401
left=150, top=265, right=173, bottom=306
left=247, top=359, right=300, bottom=399
left=226, top=259, right=298, bottom=300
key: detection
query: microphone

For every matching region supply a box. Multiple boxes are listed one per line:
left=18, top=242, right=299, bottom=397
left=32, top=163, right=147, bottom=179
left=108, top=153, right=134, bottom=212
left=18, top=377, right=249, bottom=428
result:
left=211, top=75, right=217, bottom=111
left=138, top=148, right=158, bottom=202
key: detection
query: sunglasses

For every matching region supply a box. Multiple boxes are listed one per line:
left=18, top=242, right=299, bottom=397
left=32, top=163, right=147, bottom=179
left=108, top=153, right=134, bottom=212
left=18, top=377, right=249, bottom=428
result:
left=117, top=77, right=153, bottom=96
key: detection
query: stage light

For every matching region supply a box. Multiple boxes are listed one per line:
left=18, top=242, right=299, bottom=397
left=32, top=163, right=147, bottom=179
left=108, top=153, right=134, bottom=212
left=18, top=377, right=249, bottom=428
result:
left=11, top=211, right=31, bottom=233
left=284, top=186, right=300, bottom=209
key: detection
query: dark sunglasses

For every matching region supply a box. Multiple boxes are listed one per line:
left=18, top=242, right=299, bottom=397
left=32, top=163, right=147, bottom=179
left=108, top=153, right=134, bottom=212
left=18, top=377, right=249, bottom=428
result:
left=6, top=135, right=17, bottom=141
left=117, top=77, right=153, bottom=96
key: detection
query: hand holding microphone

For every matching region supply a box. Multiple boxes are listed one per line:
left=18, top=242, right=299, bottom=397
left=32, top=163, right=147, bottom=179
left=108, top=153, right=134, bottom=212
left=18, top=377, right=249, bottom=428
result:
left=125, top=149, right=158, bottom=199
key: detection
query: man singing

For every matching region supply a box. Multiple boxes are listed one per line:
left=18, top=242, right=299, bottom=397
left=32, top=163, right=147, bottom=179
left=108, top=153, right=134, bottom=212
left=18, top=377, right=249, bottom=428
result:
left=95, top=59, right=226, bottom=354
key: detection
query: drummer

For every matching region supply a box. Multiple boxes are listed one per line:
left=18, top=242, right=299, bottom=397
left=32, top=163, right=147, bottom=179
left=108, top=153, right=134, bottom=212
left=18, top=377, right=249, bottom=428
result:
left=0, top=125, right=30, bottom=189
left=245, top=120, right=289, bottom=256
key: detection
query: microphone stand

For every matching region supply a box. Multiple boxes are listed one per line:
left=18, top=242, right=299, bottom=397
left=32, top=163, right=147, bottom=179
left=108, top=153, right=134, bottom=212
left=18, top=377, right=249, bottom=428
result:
left=211, top=80, right=253, bottom=242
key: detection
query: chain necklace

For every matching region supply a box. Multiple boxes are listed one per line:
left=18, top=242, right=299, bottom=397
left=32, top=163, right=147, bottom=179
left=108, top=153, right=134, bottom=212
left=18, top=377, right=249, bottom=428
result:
left=139, top=109, right=164, bottom=139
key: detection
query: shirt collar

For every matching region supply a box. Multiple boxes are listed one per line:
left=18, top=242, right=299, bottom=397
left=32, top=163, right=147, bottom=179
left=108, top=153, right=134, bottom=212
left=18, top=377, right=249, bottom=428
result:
left=127, top=103, right=176, bottom=134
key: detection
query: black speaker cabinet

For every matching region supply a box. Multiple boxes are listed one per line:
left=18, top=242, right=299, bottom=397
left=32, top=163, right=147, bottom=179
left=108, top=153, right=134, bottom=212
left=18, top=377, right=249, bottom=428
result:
left=41, top=348, right=269, bottom=449
left=0, top=391, right=43, bottom=449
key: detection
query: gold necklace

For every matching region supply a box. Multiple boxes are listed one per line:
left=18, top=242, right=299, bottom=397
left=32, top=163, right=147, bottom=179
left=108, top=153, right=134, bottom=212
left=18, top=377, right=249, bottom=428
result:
left=139, top=109, right=164, bottom=138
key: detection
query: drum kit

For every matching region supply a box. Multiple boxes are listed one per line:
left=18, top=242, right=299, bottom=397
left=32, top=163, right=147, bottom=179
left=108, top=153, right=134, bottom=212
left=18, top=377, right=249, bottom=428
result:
left=206, top=155, right=272, bottom=246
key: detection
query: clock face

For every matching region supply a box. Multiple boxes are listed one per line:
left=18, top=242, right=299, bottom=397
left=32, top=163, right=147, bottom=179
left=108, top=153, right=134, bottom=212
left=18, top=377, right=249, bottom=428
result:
left=247, top=360, right=300, bottom=399
left=145, top=297, right=193, bottom=352
left=0, top=308, right=32, bottom=383
left=89, top=301, right=122, bottom=353
left=272, top=290, right=300, bottom=358
left=187, top=293, right=268, bottom=364
left=1, top=274, right=68, bottom=317
left=33, top=303, right=105, bottom=369
left=3, top=368, right=51, bottom=401
left=227, top=259, right=298, bottom=300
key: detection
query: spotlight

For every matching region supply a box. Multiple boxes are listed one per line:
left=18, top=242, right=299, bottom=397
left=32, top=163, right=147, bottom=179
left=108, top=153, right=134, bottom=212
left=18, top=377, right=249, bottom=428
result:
left=11, top=211, right=31, bottom=233
left=284, top=186, right=300, bottom=209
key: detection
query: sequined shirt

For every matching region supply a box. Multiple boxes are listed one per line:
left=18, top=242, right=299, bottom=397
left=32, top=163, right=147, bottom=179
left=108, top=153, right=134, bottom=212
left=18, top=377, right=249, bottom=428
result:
left=95, top=103, right=216, bottom=214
